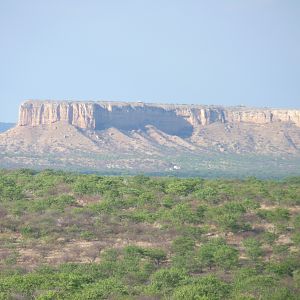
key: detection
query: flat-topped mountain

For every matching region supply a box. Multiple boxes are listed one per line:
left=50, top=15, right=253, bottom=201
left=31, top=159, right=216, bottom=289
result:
left=19, top=100, right=300, bottom=134
left=1, top=100, right=300, bottom=177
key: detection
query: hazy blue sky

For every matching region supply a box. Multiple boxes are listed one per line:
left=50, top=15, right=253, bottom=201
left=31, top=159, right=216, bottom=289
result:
left=0, top=0, right=299, bottom=122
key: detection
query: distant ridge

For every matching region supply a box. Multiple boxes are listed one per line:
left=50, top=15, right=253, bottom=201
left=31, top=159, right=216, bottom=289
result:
left=0, top=122, right=15, bottom=133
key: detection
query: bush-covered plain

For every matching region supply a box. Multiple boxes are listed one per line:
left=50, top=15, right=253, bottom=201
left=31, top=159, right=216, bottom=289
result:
left=0, top=169, right=300, bottom=299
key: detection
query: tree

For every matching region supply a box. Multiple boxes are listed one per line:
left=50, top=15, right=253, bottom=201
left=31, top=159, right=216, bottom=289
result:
left=172, top=237, right=195, bottom=255
left=257, top=208, right=290, bottom=229
left=262, top=232, right=278, bottom=247
left=165, top=179, right=201, bottom=196
left=243, top=238, right=263, bottom=262
left=124, top=245, right=166, bottom=265
left=171, top=237, right=196, bottom=270
left=0, top=177, right=23, bottom=201
left=71, top=277, right=128, bottom=300
left=292, top=215, right=300, bottom=245
left=142, top=248, right=166, bottom=265
left=197, top=239, right=238, bottom=271
left=168, top=203, right=197, bottom=225
left=172, top=275, right=230, bottom=300
left=209, top=202, right=248, bottom=232
left=197, top=242, right=216, bottom=270
left=150, top=268, right=188, bottom=293
left=214, top=245, right=239, bottom=270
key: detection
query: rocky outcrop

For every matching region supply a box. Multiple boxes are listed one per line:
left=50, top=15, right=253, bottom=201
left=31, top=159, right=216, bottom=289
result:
left=225, top=109, right=300, bottom=126
left=19, top=101, right=96, bottom=129
left=18, top=100, right=300, bottom=137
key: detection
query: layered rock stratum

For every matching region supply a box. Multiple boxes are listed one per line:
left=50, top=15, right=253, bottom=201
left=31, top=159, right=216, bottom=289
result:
left=19, top=100, right=300, bottom=132
left=1, top=100, right=300, bottom=177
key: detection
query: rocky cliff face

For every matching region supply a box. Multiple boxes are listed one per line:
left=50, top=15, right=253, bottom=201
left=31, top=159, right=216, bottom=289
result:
left=19, top=101, right=96, bottom=129
left=19, top=100, right=300, bottom=136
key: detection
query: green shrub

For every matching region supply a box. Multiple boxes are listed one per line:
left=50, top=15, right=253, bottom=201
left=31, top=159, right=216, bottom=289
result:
left=172, top=237, right=195, bottom=255
left=150, top=268, right=188, bottom=293
left=71, top=277, right=128, bottom=300
left=172, top=275, right=230, bottom=300
left=197, top=238, right=239, bottom=270
left=243, top=238, right=264, bottom=262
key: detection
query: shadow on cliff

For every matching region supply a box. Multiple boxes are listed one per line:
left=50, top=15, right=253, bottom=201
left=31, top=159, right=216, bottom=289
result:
left=94, top=107, right=194, bottom=138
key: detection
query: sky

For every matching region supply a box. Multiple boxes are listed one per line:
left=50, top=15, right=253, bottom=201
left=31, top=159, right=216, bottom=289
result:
left=0, top=0, right=299, bottom=122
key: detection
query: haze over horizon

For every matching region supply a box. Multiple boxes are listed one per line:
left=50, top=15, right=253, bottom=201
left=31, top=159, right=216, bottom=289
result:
left=1, top=0, right=300, bottom=122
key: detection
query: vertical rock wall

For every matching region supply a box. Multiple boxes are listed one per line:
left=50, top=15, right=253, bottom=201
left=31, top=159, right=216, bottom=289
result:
left=19, top=101, right=96, bottom=129
left=18, top=100, right=300, bottom=133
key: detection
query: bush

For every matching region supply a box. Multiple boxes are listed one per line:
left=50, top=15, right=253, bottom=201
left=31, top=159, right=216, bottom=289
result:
left=172, top=237, right=195, bottom=255
left=208, top=202, right=248, bottom=232
left=70, top=277, right=128, bottom=299
left=150, top=268, right=188, bottom=293
left=165, top=179, right=201, bottom=196
left=243, top=238, right=264, bottom=262
left=0, top=177, right=23, bottom=201
left=197, top=238, right=239, bottom=270
left=172, top=275, right=230, bottom=300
